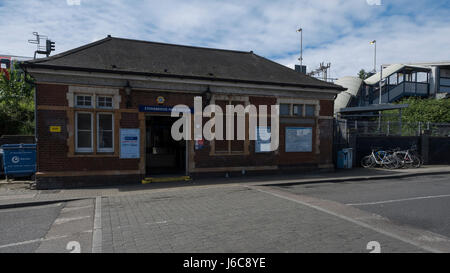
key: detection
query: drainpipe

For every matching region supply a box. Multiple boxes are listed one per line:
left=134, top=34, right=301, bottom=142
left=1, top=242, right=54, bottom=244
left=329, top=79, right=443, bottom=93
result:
left=378, top=65, right=383, bottom=133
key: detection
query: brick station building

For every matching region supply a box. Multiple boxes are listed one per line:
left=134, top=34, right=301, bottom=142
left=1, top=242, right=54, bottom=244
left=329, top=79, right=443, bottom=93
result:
left=22, top=36, right=345, bottom=189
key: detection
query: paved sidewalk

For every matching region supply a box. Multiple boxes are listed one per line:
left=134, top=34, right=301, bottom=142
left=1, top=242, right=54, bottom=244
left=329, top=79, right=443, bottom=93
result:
left=101, top=185, right=424, bottom=253
left=0, top=165, right=449, bottom=207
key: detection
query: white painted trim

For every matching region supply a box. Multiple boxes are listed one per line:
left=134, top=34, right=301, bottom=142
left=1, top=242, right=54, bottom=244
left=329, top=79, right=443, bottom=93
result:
left=276, top=98, right=320, bottom=117
left=67, top=85, right=121, bottom=109
left=74, top=94, right=94, bottom=108
left=96, top=95, right=114, bottom=109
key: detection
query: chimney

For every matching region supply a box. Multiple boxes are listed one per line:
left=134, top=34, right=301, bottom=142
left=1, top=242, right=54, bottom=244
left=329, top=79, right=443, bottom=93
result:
left=295, top=64, right=307, bottom=74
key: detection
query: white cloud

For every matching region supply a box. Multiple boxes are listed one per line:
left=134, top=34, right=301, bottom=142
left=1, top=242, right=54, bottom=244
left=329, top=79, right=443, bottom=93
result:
left=1, top=0, right=449, bottom=79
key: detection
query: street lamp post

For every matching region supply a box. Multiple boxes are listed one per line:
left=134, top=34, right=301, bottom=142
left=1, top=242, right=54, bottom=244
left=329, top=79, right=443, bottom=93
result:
left=370, top=40, right=376, bottom=73
left=297, top=28, right=303, bottom=67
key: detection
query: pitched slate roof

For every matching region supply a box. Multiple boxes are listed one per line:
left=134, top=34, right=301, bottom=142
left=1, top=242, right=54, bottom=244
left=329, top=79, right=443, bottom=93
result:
left=24, top=36, right=344, bottom=91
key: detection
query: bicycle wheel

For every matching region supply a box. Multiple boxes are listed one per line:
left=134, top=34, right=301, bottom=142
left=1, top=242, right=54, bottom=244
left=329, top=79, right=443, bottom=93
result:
left=410, top=155, right=422, bottom=168
left=394, top=153, right=406, bottom=168
left=361, top=155, right=375, bottom=168
left=384, top=155, right=400, bottom=169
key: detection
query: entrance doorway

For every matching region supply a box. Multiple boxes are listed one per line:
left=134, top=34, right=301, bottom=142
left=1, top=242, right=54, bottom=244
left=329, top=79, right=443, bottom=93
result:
left=145, top=115, right=186, bottom=175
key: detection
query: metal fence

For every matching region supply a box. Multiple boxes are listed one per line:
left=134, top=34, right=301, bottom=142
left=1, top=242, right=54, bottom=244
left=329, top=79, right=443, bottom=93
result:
left=335, top=119, right=450, bottom=138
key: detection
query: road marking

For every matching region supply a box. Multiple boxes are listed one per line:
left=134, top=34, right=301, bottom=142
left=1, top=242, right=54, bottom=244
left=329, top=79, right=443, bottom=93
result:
left=145, top=220, right=169, bottom=226
left=0, top=235, right=68, bottom=249
left=92, top=196, right=102, bottom=253
left=347, top=194, right=450, bottom=206
left=54, top=215, right=91, bottom=225
left=250, top=185, right=450, bottom=253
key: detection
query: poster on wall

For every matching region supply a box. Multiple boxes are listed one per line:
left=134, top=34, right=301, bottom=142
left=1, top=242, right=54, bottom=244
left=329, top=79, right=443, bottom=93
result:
left=120, top=128, right=140, bottom=159
left=255, top=126, right=272, bottom=153
left=285, top=127, right=312, bottom=152
left=195, top=139, right=205, bottom=150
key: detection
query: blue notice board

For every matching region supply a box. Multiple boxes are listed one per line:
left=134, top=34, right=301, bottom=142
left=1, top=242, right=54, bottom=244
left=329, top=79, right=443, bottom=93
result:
left=120, top=129, right=140, bottom=159
left=285, top=127, right=313, bottom=152
left=255, top=126, right=272, bottom=153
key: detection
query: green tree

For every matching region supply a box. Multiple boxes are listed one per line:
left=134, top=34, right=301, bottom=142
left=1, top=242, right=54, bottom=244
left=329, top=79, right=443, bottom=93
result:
left=391, top=97, right=450, bottom=123
left=400, top=97, right=450, bottom=123
left=381, top=97, right=450, bottom=135
left=358, top=69, right=371, bottom=80
left=0, top=65, right=35, bottom=136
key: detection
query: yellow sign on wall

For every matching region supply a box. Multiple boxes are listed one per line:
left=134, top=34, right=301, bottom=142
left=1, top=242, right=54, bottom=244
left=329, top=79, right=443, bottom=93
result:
left=50, top=126, right=61, bottom=133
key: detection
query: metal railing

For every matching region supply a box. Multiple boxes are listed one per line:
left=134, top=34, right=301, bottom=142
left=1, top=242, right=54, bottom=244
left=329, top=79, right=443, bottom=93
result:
left=371, top=82, right=429, bottom=104
left=335, top=119, right=450, bottom=137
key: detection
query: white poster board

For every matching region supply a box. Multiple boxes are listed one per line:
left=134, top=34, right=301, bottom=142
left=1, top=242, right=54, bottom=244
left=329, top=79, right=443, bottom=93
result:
left=285, top=127, right=312, bottom=152
left=120, top=129, right=140, bottom=159
left=255, top=126, right=272, bottom=153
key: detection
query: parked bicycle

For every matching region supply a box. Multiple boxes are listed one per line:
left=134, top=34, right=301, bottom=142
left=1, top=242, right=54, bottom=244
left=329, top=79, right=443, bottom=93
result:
left=361, top=146, right=422, bottom=169
left=361, top=148, right=400, bottom=169
left=392, top=145, right=422, bottom=168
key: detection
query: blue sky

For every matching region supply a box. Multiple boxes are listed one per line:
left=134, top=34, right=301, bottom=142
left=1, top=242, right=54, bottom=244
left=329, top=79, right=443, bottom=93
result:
left=1, top=0, right=450, bottom=78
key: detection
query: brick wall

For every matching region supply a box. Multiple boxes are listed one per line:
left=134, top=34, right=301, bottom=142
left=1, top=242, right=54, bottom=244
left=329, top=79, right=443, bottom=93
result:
left=37, top=84, right=68, bottom=106
left=319, top=100, right=334, bottom=116
left=193, top=96, right=336, bottom=170
left=36, top=83, right=143, bottom=174
left=36, top=82, right=336, bottom=179
left=120, top=113, right=139, bottom=128
left=121, top=89, right=195, bottom=109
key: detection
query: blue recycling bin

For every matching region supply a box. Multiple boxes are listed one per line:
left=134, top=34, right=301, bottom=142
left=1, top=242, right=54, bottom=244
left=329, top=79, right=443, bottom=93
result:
left=342, top=148, right=353, bottom=168
left=1, top=144, right=36, bottom=178
left=337, top=148, right=353, bottom=169
left=337, top=150, right=346, bottom=169
left=0, top=148, right=4, bottom=176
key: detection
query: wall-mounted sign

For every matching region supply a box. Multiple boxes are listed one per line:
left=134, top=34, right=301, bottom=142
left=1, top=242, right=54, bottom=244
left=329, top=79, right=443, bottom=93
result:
left=120, top=128, right=140, bottom=159
left=195, top=139, right=205, bottom=150
left=255, top=126, right=272, bottom=153
left=156, top=96, right=165, bottom=104
left=285, top=127, right=313, bottom=152
left=139, top=105, right=193, bottom=113
left=49, top=126, right=61, bottom=133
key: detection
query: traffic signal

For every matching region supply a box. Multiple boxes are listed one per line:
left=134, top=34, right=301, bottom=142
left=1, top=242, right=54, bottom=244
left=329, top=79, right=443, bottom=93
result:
left=46, top=40, right=56, bottom=53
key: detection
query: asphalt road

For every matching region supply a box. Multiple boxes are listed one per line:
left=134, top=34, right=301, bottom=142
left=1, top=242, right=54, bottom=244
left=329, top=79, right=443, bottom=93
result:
left=0, top=203, right=63, bottom=253
left=0, top=199, right=95, bottom=253
left=275, top=174, right=450, bottom=238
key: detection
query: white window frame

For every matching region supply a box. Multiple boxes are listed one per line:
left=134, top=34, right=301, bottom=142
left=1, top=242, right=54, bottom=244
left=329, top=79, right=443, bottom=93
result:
left=280, top=103, right=292, bottom=116
left=75, top=112, right=94, bottom=153
left=75, top=94, right=93, bottom=108
left=96, top=95, right=113, bottom=109
left=305, top=104, right=316, bottom=117
left=279, top=103, right=317, bottom=117
left=97, top=112, right=114, bottom=153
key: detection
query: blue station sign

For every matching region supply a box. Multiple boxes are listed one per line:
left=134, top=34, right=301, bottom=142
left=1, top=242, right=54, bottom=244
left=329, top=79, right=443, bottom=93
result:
left=138, top=105, right=193, bottom=113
